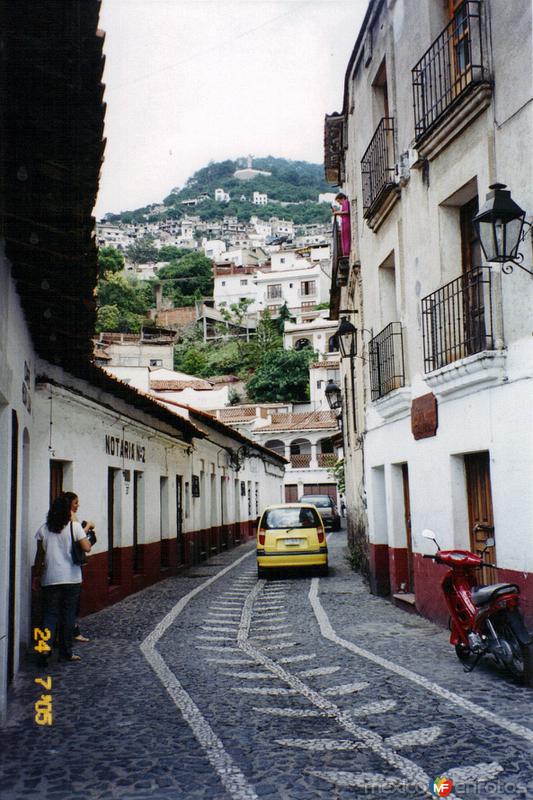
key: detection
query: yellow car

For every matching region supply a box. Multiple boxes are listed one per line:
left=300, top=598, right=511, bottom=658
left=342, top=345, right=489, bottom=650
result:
left=256, top=503, right=329, bottom=578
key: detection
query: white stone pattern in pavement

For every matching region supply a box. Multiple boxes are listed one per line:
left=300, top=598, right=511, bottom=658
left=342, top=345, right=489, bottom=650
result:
left=236, top=580, right=458, bottom=800
left=140, top=549, right=260, bottom=800
left=297, top=666, right=341, bottom=677
left=308, top=577, right=533, bottom=746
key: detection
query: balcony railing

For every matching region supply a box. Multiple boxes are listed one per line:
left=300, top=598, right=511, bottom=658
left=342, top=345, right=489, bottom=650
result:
left=368, top=322, right=405, bottom=400
left=361, top=117, right=395, bottom=217
left=290, top=454, right=311, bottom=468
left=331, top=219, right=349, bottom=287
left=317, top=453, right=336, bottom=468
left=421, top=266, right=494, bottom=373
left=412, top=1, right=487, bottom=139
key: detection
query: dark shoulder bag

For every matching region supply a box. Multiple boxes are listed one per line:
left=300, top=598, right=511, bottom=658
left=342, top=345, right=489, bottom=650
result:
left=70, top=522, right=88, bottom=566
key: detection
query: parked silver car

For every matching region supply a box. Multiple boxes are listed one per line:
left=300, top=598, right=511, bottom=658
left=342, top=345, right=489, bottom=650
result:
left=299, top=494, right=341, bottom=531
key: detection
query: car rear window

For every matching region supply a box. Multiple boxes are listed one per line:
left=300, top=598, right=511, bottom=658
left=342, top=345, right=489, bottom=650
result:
left=262, top=507, right=321, bottom=529
left=300, top=496, right=332, bottom=508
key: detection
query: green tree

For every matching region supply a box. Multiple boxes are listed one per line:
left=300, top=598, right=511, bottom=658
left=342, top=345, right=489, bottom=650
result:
left=274, top=302, right=295, bottom=334
left=327, top=458, right=345, bottom=494
left=246, top=348, right=314, bottom=402
left=158, top=245, right=188, bottom=262
left=218, top=298, right=254, bottom=326
left=158, top=252, right=213, bottom=305
left=96, top=272, right=153, bottom=332
left=98, top=246, right=125, bottom=276
left=126, top=236, right=159, bottom=265
left=95, top=304, right=121, bottom=332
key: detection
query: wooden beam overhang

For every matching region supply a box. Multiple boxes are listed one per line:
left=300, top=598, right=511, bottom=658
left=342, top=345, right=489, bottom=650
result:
left=1, top=0, right=106, bottom=375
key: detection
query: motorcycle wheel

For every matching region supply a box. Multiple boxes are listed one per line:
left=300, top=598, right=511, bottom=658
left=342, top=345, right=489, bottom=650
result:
left=455, top=643, right=473, bottom=663
left=495, top=621, right=533, bottom=687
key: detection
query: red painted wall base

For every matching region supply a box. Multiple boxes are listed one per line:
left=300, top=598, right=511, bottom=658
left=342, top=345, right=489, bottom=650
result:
left=69, top=520, right=256, bottom=616
left=368, top=543, right=390, bottom=596
left=370, top=546, right=533, bottom=631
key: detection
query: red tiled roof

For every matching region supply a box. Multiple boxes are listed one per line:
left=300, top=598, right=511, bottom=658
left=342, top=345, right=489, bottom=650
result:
left=263, top=411, right=337, bottom=431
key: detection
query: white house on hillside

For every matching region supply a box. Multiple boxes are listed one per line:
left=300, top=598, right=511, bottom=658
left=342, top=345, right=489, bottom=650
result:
left=252, top=192, right=268, bottom=206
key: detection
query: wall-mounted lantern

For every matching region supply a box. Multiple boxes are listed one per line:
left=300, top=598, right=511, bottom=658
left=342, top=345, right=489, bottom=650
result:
left=473, top=183, right=531, bottom=276
left=336, top=316, right=358, bottom=359
left=325, top=379, right=342, bottom=410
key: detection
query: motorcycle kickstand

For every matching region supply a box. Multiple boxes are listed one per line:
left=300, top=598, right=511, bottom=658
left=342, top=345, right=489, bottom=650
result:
left=463, top=652, right=483, bottom=673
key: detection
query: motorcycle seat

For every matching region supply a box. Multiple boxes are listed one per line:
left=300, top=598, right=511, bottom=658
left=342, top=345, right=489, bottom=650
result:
left=471, top=583, right=519, bottom=607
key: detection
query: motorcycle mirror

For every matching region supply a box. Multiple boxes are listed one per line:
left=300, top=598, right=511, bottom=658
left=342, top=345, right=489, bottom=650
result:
left=421, top=528, right=440, bottom=550
left=484, top=537, right=495, bottom=549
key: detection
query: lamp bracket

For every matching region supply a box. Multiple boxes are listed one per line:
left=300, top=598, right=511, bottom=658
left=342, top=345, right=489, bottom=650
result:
left=501, top=256, right=533, bottom=278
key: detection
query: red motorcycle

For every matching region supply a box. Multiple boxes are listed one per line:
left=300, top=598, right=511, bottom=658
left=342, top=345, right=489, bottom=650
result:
left=422, top=529, right=533, bottom=686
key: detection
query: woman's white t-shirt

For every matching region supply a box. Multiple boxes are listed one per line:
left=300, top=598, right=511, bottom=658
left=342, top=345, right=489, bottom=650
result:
left=35, top=522, right=86, bottom=586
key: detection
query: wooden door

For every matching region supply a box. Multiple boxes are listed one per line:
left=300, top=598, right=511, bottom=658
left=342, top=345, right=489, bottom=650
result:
left=8, top=411, right=19, bottom=685
left=285, top=485, right=299, bottom=502
left=460, top=197, right=485, bottom=356
left=448, top=0, right=472, bottom=96
left=401, top=464, right=415, bottom=593
left=465, top=452, right=496, bottom=584
left=176, top=475, right=183, bottom=565
left=49, top=460, right=64, bottom=504
left=107, top=468, right=116, bottom=583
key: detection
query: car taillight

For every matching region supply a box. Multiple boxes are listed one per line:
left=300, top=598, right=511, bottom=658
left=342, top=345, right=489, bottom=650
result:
left=258, top=529, right=266, bottom=546
left=317, top=527, right=325, bottom=544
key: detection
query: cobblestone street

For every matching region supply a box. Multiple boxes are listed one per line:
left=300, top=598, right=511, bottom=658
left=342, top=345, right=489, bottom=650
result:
left=2, top=530, right=533, bottom=800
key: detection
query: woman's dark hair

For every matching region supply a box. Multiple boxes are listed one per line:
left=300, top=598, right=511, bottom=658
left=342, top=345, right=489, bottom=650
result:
left=335, top=192, right=347, bottom=201
left=46, top=495, right=71, bottom=533
left=62, top=491, right=78, bottom=509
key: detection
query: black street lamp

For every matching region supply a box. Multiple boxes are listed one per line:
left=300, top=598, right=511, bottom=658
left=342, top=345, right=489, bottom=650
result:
left=336, top=316, right=358, bottom=359
left=473, top=183, right=531, bottom=276
left=325, top=379, right=342, bottom=410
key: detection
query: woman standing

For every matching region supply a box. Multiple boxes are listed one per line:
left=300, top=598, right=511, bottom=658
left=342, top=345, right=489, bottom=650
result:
left=332, top=192, right=351, bottom=257
left=33, top=495, right=92, bottom=665
left=63, top=491, right=95, bottom=643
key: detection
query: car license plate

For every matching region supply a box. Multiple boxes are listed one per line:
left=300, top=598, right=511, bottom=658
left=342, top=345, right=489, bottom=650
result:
left=284, top=538, right=304, bottom=546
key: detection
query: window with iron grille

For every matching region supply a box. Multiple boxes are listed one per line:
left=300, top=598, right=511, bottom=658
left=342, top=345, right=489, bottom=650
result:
left=421, top=267, right=494, bottom=372
left=267, top=284, right=282, bottom=299
left=300, top=280, right=316, bottom=296
left=368, top=322, right=405, bottom=400
left=412, top=1, right=487, bottom=140
left=361, top=117, right=395, bottom=216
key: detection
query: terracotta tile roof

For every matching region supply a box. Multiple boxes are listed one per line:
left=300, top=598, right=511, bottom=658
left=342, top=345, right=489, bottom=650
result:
left=218, top=407, right=257, bottom=421
left=207, top=375, right=240, bottom=384
left=263, top=411, right=337, bottom=431
left=151, top=379, right=213, bottom=391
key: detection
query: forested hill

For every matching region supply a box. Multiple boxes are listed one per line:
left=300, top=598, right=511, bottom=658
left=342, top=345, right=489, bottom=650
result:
left=176, top=157, right=330, bottom=202
left=105, top=157, right=335, bottom=225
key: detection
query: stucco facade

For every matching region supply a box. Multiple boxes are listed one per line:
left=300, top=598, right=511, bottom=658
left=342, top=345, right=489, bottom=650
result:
left=326, top=0, right=533, bottom=625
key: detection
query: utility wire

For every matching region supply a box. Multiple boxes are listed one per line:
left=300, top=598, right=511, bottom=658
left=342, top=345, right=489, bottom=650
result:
left=106, top=2, right=312, bottom=93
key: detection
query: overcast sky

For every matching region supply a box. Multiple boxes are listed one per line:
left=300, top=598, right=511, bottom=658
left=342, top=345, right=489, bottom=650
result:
left=95, top=0, right=367, bottom=217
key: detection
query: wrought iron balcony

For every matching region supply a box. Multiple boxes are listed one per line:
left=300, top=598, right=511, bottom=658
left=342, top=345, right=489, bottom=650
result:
left=331, top=219, right=349, bottom=287
left=368, top=322, right=405, bottom=400
left=412, top=1, right=488, bottom=140
left=361, top=117, right=395, bottom=217
left=421, top=266, right=494, bottom=373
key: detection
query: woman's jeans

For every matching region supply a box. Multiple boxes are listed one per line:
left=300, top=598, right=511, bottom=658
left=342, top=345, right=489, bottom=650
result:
left=42, top=583, right=81, bottom=660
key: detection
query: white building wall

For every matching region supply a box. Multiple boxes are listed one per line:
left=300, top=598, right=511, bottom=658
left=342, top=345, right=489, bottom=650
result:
left=213, top=273, right=259, bottom=312
left=332, top=0, right=533, bottom=617
left=0, top=248, right=38, bottom=719
left=256, top=264, right=329, bottom=312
